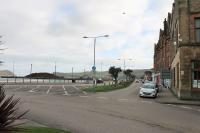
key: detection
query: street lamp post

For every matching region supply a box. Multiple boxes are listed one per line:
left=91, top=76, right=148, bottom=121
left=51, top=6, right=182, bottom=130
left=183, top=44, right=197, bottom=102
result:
left=30, top=64, right=32, bottom=74
left=83, top=35, right=109, bottom=85
left=117, top=58, right=133, bottom=81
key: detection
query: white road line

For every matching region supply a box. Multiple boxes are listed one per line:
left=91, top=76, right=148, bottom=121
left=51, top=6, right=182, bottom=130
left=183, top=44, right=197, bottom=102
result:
left=83, top=91, right=88, bottom=95
left=72, top=86, right=80, bottom=91
left=62, top=85, right=69, bottom=96
left=118, top=99, right=129, bottom=102
left=167, top=104, right=178, bottom=107
left=97, top=97, right=108, bottom=100
left=180, top=106, right=193, bottom=110
left=72, top=86, right=88, bottom=95
left=140, top=101, right=153, bottom=104
left=46, top=85, right=53, bottom=94
left=14, top=86, right=22, bottom=91
left=79, top=96, right=89, bottom=98
left=29, top=86, right=40, bottom=93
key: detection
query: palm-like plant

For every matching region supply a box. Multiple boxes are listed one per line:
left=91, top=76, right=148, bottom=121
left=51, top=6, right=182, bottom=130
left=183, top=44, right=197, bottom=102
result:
left=0, top=85, right=27, bottom=132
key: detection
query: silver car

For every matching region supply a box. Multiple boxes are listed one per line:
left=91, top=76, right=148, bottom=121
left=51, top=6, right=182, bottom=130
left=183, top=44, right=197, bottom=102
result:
left=139, top=83, right=158, bottom=98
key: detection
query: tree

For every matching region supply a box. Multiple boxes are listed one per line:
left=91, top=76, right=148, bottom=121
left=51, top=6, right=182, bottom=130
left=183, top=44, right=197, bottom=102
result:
left=109, top=66, right=122, bottom=84
left=123, top=69, right=133, bottom=81
left=0, top=86, right=28, bottom=132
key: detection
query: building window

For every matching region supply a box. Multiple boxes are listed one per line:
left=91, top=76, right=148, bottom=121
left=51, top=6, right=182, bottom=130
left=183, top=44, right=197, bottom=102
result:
left=192, top=61, right=200, bottom=89
left=195, top=18, right=200, bottom=42
left=173, top=68, right=175, bottom=87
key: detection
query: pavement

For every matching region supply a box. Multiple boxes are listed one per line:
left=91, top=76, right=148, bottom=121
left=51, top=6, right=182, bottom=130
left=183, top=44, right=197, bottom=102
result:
left=14, top=119, right=46, bottom=127
left=155, top=86, right=200, bottom=106
left=6, top=82, right=200, bottom=133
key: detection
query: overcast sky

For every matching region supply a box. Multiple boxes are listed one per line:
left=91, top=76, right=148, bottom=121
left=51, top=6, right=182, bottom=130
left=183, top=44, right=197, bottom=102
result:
left=0, top=0, right=173, bottom=76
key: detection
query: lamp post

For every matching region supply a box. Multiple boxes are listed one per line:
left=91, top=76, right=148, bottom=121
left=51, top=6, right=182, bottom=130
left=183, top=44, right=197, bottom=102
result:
left=117, top=58, right=133, bottom=81
left=83, top=35, right=109, bottom=85
left=12, top=61, right=15, bottom=77
left=54, top=61, right=57, bottom=76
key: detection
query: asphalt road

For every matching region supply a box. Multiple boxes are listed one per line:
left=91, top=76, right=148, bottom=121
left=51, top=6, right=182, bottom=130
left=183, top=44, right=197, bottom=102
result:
left=6, top=83, right=200, bottom=133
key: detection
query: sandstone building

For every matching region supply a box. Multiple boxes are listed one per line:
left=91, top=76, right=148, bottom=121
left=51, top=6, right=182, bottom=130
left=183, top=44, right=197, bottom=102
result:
left=154, top=0, right=200, bottom=100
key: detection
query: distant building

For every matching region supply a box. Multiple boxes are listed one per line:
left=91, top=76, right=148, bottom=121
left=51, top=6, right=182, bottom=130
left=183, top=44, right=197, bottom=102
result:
left=154, top=0, right=200, bottom=100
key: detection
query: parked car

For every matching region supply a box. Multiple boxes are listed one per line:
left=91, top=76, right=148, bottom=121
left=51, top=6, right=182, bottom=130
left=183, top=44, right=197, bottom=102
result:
left=139, top=83, right=158, bottom=98
left=135, top=80, right=140, bottom=83
left=144, top=81, right=159, bottom=93
left=97, top=79, right=104, bottom=84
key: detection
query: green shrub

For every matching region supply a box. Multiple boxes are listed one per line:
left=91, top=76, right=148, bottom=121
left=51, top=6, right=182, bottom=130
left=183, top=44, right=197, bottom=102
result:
left=0, top=85, right=28, bottom=132
left=84, top=81, right=133, bottom=92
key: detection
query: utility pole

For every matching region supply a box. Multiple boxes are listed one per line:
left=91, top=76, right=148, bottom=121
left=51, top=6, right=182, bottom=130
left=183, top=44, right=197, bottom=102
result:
left=72, top=67, right=74, bottom=79
left=117, top=58, right=133, bottom=81
left=30, top=64, right=32, bottom=74
left=13, top=61, right=15, bottom=77
left=100, top=62, right=103, bottom=79
left=54, top=61, right=57, bottom=76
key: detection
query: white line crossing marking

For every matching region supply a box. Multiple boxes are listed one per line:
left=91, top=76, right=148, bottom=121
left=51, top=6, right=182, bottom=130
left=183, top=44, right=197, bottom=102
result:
left=180, top=106, right=193, bottom=110
left=79, top=96, right=89, bottom=98
left=97, top=97, right=108, bottom=100
left=72, top=86, right=88, bottom=95
left=72, top=86, right=80, bottom=91
left=29, top=86, right=40, bottom=93
left=83, top=91, right=88, bottom=95
left=167, top=104, right=178, bottom=107
left=140, top=101, right=153, bottom=104
left=14, top=86, right=22, bottom=91
left=118, top=99, right=129, bottom=102
left=46, top=85, right=53, bottom=94
left=62, top=85, right=69, bottom=96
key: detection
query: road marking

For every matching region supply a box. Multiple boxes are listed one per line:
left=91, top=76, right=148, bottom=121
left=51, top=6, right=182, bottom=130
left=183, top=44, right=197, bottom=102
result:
left=29, top=86, right=40, bottom=93
left=72, top=86, right=88, bottom=95
left=166, top=104, right=177, bottom=107
left=14, top=86, right=22, bottom=91
left=180, top=106, right=193, bottom=110
left=97, top=97, right=108, bottom=100
left=140, top=101, right=152, bottom=104
left=72, top=86, right=80, bottom=91
left=46, top=85, right=52, bottom=94
left=79, top=96, right=89, bottom=98
left=83, top=91, right=88, bottom=95
left=62, top=85, right=69, bottom=96
left=118, top=99, right=129, bottom=102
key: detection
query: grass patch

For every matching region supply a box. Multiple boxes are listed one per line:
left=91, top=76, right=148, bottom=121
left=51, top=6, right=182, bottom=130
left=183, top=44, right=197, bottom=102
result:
left=84, top=81, right=133, bottom=92
left=15, top=126, right=71, bottom=133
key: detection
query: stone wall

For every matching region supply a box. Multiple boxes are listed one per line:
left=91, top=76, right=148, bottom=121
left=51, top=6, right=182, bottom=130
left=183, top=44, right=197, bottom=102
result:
left=189, top=0, right=200, bottom=13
